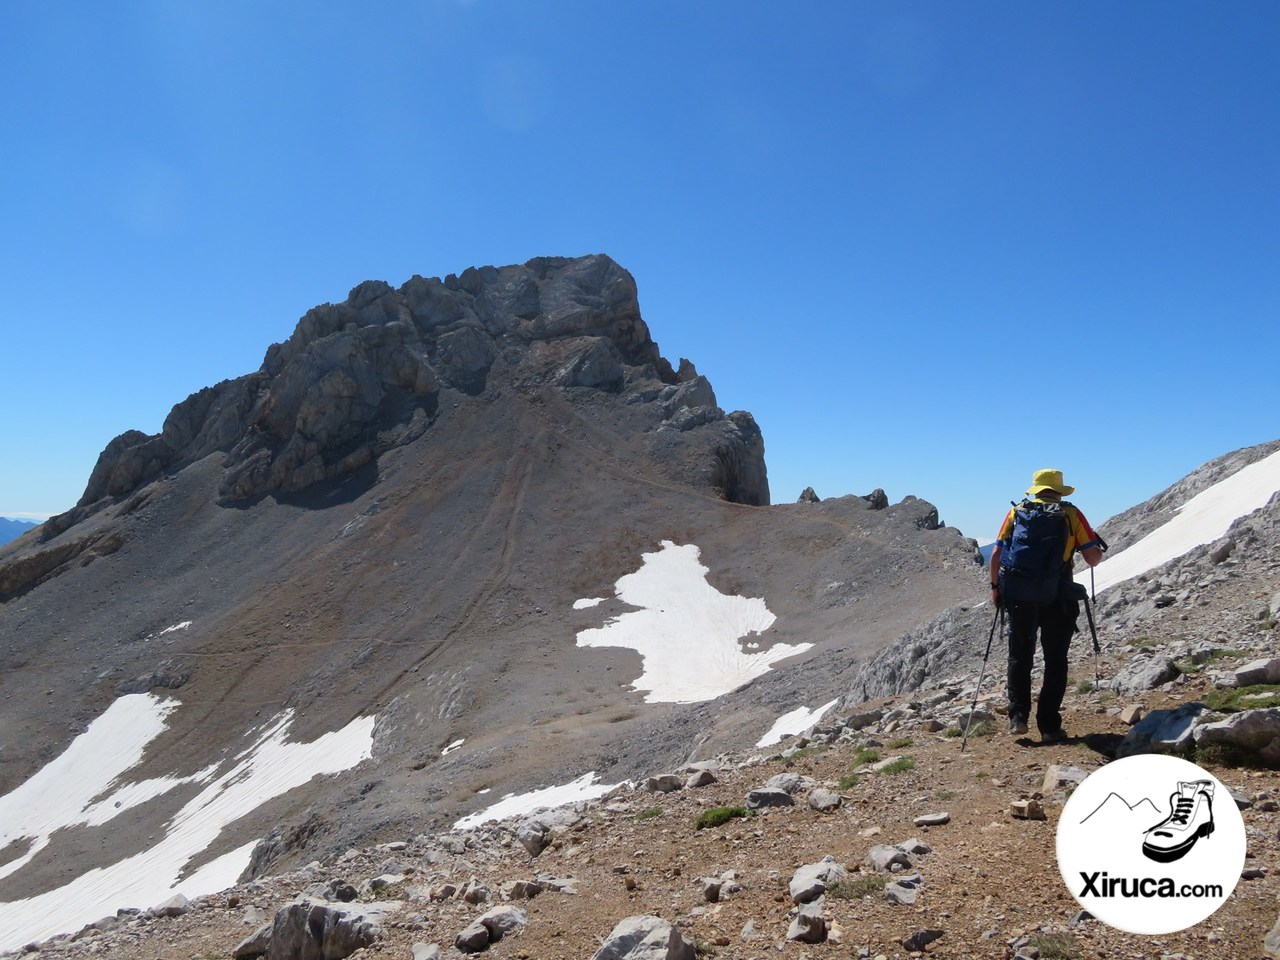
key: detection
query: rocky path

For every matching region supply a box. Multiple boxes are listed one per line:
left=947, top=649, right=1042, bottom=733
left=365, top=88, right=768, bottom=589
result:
left=13, top=654, right=1280, bottom=960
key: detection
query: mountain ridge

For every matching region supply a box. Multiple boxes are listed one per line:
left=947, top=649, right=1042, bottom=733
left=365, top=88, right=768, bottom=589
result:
left=0, top=255, right=982, bottom=912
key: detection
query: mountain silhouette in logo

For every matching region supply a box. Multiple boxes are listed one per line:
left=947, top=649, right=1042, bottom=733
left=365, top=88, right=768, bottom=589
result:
left=1080, top=792, right=1163, bottom=827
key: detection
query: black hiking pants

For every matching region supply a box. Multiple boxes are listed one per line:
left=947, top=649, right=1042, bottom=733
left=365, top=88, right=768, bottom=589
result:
left=1006, top=594, right=1080, bottom=734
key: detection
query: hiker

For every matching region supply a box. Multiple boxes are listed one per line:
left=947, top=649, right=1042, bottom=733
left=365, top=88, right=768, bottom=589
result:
left=990, top=469, right=1103, bottom=742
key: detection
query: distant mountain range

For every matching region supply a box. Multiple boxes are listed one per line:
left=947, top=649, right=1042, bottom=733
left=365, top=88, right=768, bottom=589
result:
left=0, top=518, right=37, bottom=547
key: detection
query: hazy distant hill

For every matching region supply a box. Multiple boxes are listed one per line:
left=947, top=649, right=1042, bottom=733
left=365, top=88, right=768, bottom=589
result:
left=0, top=518, right=37, bottom=547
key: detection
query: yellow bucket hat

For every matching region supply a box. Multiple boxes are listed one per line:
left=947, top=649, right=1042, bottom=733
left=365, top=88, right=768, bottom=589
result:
left=1027, top=468, right=1075, bottom=497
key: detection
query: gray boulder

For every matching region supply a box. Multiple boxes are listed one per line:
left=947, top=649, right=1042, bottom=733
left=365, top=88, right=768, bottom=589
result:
left=243, top=901, right=380, bottom=960
left=1116, top=703, right=1215, bottom=759
left=913, top=812, right=950, bottom=827
left=233, top=924, right=272, bottom=959
left=808, top=788, right=842, bottom=813
left=685, top=769, right=717, bottom=789
left=884, top=873, right=924, bottom=906
left=797, top=487, right=820, bottom=504
left=148, top=893, right=189, bottom=918
left=590, top=915, right=696, bottom=960
left=645, top=774, right=684, bottom=794
left=765, top=773, right=816, bottom=794
left=844, top=709, right=883, bottom=730
left=1228, top=658, right=1280, bottom=688
left=455, top=921, right=491, bottom=954
left=478, top=905, right=527, bottom=940
left=1193, top=709, right=1280, bottom=766
left=454, top=905, right=527, bottom=951
left=746, top=787, right=794, bottom=809
left=867, top=845, right=912, bottom=872
left=787, top=901, right=827, bottom=943
left=789, top=856, right=847, bottom=904
left=1266, top=911, right=1280, bottom=957
left=1112, top=657, right=1180, bottom=695
left=516, top=819, right=550, bottom=857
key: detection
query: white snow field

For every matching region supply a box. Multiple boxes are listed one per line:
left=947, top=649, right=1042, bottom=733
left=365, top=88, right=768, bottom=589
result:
left=756, top=699, right=839, bottom=748
left=575, top=540, right=808, bottom=704
left=1079, top=448, right=1280, bottom=595
left=452, top=772, right=622, bottom=830
left=0, top=693, right=375, bottom=952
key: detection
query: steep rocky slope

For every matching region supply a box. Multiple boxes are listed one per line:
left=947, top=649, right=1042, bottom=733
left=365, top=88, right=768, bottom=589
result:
left=0, top=256, right=981, bottom=935
left=13, top=610, right=1280, bottom=960
left=844, top=442, right=1280, bottom=707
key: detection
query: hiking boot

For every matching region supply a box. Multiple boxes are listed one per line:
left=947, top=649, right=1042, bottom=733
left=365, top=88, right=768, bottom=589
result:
left=1040, top=726, right=1068, bottom=743
left=1143, top=780, right=1215, bottom=863
left=1009, top=716, right=1028, bottom=735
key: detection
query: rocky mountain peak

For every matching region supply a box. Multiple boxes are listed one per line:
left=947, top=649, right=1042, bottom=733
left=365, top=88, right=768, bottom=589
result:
left=54, top=255, right=764, bottom=538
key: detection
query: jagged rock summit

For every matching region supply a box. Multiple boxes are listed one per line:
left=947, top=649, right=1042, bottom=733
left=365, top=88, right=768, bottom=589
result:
left=56, top=255, right=765, bottom=536
left=0, top=255, right=982, bottom=948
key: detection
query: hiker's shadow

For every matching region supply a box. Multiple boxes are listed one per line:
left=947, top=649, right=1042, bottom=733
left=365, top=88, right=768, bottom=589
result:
left=1014, top=733, right=1124, bottom=757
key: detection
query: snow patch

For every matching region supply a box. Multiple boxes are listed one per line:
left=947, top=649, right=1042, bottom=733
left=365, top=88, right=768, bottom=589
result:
left=756, top=699, right=839, bottom=747
left=0, top=693, right=374, bottom=951
left=573, top=597, right=605, bottom=610
left=145, top=621, right=192, bottom=642
left=452, top=772, right=621, bottom=830
left=1081, top=449, right=1280, bottom=594
left=442, top=739, right=465, bottom=756
left=575, top=541, right=806, bottom=703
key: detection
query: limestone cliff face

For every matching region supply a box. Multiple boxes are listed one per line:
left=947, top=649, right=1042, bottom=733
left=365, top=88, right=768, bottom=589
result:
left=57, top=255, right=768, bottom=534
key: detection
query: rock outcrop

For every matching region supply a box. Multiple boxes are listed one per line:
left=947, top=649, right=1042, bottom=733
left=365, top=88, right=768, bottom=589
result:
left=53, top=255, right=770, bottom=532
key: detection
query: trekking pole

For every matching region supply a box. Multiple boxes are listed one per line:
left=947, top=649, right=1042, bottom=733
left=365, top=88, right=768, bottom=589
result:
left=962, top=603, right=1004, bottom=754
left=1090, top=534, right=1109, bottom=604
left=1083, top=594, right=1103, bottom=686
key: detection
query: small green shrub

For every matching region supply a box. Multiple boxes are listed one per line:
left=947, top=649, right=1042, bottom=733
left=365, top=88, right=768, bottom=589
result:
left=836, top=772, right=860, bottom=790
left=943, top=726, right=963, bottom=738
left=853, top=747, right=880, bottom=765
left=695, top=806, right=750, bottom=830
left=1075, top=679, right=1095, bottom=694
left=878, top=756, right=916, bottom=775
left=636, top=806, right=663, bottom=821
left=937, top=789, right=957, bottom=801
left=1191, top=741, right=1259, bottom=769
left=966, top=720, right=995, bottom=738
left=826, top=876, right=885, bottom=899
left=1204, top=683, right=1280, bottom=713
left=887, top=736, right=913, bottom=749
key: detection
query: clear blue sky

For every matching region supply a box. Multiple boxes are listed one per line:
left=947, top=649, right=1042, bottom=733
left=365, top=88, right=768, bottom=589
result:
left=2, top=2, right=1277, bottom=541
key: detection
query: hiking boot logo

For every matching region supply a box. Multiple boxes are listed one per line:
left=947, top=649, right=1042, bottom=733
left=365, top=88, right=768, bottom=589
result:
left=1142, top=780, right=1215, bottom=864
left=1056, top=755, right=1246, bottom=936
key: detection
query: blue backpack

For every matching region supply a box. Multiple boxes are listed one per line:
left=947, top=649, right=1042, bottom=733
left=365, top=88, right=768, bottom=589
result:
left=999, top=499, right=1071, bottom=604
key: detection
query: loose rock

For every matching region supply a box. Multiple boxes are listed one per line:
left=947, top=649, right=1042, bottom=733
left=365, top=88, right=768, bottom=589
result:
left=786, top=901, right=827, bottom=944
left=590, top=915, right=696, bottom=960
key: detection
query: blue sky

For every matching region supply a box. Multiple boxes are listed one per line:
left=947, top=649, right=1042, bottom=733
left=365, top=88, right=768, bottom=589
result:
left=2, top=1, right=1277, bottom=541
